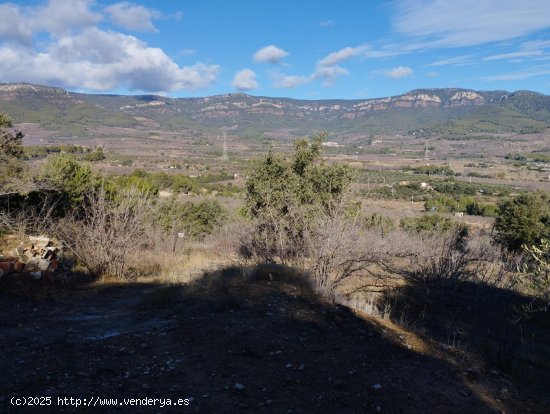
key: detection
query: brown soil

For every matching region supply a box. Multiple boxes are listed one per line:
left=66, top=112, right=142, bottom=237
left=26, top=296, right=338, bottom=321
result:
left=0, top=270, right=546, bottom=413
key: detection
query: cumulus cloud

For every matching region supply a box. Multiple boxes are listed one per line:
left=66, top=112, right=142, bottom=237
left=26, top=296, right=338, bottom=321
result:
left=253, top=45, right=289, bottom=64
left=0, top=0, right=101, bottom=45
left=105, top=2, right=161, bottom=32
left=312, top=65, right=349, bottom=86
left=393, top=0, right=550, bottom=47
left=0, top=28, right=219, bottom=92
left=0, top=4, right=33, bottom=45
left=317, top=46, right=367, bottom=67
left=382, top=66, right=414, bottom=79
left=231, top=69, right=258, bottom=91
left=0, top=1, right=219, bottom=93
left=270, top=45, right=361, bottom=89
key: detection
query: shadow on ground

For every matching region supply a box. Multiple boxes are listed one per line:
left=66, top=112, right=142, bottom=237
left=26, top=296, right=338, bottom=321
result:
left=0, top=266, right=543, bottom=413
left=378, top=279, right=550, bottom=412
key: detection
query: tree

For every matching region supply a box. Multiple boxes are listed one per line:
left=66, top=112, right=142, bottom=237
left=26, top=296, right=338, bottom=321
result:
left=39, top=154, right=95, bottom=205
left=495, top=192, right=550, bottom=251
left=242, top=134, right=370, bottom=298
left=0, top=113, right=25, bottom=189
left=0, top=113, right=24, bottom=159
left=245, top=133, right=352, bottom=222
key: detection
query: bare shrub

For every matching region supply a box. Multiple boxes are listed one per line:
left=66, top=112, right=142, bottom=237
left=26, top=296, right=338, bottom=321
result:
left=55, top=187, right=150, bottom=279
left=0, top=194, right=60, bottom=237
left=302, top=199, right=391, bottom=298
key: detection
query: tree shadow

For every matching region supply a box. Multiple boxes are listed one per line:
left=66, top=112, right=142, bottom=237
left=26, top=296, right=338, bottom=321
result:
left=0, top=266, right=533, bottom=413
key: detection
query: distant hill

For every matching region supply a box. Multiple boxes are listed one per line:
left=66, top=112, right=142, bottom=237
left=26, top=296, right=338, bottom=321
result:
left=0, top=83, right=548, bottom=141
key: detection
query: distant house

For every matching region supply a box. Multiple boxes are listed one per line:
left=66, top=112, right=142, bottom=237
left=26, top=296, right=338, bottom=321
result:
left=454, top=212, right=464, bottom=217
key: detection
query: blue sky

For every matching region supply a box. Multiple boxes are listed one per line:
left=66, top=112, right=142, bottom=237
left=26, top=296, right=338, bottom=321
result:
left=1, top=0, right=550, bottom=99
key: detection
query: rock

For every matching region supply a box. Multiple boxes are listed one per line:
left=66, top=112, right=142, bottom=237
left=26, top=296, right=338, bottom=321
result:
left=372, top=383, right=382, bottom=390
left=233, top=383, right=245, bottom=391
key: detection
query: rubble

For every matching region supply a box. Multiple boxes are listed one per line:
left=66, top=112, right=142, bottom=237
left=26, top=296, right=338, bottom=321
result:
left=0, top=235, right=65, bottom=280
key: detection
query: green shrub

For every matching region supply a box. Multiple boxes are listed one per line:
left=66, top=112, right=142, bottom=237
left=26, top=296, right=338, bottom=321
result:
left=39, top=154, right=95, bottom=204
left=152, top=198, right=227, bottom=240
left=364, top=212, right=395, bottom=235
left=400, top=214, right=458, bottom=235
left=495, top=192, right=550, bottom=251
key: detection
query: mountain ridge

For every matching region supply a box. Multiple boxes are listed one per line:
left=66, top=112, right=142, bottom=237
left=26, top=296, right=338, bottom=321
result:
left=0, top=82, right=548, bottom=140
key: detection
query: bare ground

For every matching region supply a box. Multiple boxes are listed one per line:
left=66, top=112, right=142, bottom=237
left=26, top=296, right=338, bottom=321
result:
left=0, top=269, right=547, bottom=413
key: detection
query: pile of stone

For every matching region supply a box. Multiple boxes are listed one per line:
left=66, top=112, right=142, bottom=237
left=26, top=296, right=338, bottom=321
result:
left=0, top=235, right=64, bottom=280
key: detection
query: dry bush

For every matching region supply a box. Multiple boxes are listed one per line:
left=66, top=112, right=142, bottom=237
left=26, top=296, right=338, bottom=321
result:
left=55, top=187, right=150, bottom=279
left=0, top=194, right=59, bottom=237
left=239, top=192, right=396, bottom=300
left=302, top=202, right=393, bottom=298
left=388, top=229, right=522, bottom=290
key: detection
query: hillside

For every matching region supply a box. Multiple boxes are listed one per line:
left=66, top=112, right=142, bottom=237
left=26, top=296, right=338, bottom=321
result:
left=0, top=83, right=549, bottom=142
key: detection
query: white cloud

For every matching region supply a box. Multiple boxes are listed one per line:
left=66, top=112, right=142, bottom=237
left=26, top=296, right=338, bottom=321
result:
left=317, top=46, right=367, bottom=67
left=232, top=69, right=258, bottom=91
left=482, top=67, right=550, bottom=81
left=0, top=0, right=102, bottom=44
left=319, top=20, right=335, bottom=28
left=393, top=0, right=550, bottom=47
left=0, top=28, right=219, bottom=92
left=39, top=0, right=102, bottom=35
left=271, top=73, right=311, bottom=89
left=427, top=54, right=475, bottom=67
left=253, top=45, right=289, bottom=64
left=0, top=4, right=33, bottom=45
left=312, top=65, right=349, bottom=86
left=382, top=66, right=414, bottom=79
left=270, top=44, right=362, bottom=89
left=483, top=40, right=550, bottom=61
left=0, top=1, right=219, bottom=93
left=105, top=2, right=161, bottom=32
left=426, top=71, right=438, bottom=77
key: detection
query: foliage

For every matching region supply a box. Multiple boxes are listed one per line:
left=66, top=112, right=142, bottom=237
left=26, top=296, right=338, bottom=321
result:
left=400, top=214, right=459, bottom=235
left=24, top=144, right=90, bottom=159
left=521, top=239, right=550, bottom=312
left=82, top=147, right=105, bottom=162
left=425, top=195, right=473, bottom=213
left=245, top=133, right=353, bottom=221
left=38, top=154, right=95, bottom=204
left=0, top=113, right=25, bottom=187
left=151, top=198, right=227, bottom=240
left=409, top=165, right=455, bottom=176
left=465, top=201, right=498, bottom=217
left=495, top=192, right=550, bottom=251
left=0, top=113, right=24, bottom=159
left=242, top=134, right=364, bottom=297
left=363, top=212, right=395, bottom=235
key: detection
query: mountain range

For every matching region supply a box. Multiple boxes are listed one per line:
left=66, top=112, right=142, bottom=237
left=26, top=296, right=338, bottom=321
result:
left=0, top=83, right=549, bottom=142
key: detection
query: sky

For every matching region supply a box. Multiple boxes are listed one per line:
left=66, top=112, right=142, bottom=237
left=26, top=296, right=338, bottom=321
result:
left=0, top=0, right=550, bottom=99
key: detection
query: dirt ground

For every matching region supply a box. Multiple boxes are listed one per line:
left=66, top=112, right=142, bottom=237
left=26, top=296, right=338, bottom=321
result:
left=0, top=270, right=547, bottom=413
